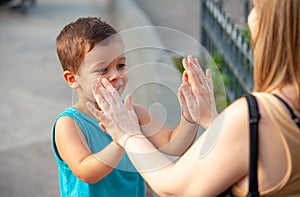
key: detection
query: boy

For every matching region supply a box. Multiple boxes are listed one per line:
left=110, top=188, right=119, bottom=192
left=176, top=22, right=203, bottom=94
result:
left=52, top=17, right=199, bottom=197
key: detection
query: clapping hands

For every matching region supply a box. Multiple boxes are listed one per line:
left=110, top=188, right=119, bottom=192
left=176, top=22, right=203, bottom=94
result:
left=87, top=78, right=141, bottom=148
left=178, top=55, right=218, bottom=128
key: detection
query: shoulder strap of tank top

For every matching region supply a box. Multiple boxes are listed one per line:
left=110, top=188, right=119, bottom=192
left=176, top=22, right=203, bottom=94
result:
left=245, top=94, right=260, bottom=197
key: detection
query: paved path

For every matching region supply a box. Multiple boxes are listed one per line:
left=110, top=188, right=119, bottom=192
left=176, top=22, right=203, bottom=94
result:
left=0, top=0, right=204, bottom=196
left=0, top=0, right=116, bottom=196
left=135, top=0, right=200, bottom=50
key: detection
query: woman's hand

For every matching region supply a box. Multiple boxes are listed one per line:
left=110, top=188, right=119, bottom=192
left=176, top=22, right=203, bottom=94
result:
left=87, top=78, right=142, bottom=147
left=178, top=55, right=218, bottom=128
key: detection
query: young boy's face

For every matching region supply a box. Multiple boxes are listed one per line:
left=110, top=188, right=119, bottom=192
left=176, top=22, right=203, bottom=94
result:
left=76, top=39, right=128, bottom=99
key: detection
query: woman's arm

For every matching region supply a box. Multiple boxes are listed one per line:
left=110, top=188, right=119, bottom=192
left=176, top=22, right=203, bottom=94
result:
left=126, top=112, right=248, bottom=196
left=55, top=116, right=124, bottom=184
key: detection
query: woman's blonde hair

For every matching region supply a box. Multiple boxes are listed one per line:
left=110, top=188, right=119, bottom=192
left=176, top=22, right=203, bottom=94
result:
left=252, top=0, right=300, bottom=104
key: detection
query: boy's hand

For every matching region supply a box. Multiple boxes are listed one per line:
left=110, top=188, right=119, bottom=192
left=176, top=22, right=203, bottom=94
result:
left=178, top=72, right=196, bottom=124
left=179, top=55, right=218, bottom=128
left=87, top=78, right=142, bottom=147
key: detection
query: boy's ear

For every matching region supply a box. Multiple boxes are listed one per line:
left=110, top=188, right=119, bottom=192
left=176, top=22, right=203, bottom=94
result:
left=63, top=70, right=79, bottom=89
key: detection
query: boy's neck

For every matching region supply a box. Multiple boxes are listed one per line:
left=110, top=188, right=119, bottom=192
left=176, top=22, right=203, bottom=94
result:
left=74, top=102, right=95, bottom=119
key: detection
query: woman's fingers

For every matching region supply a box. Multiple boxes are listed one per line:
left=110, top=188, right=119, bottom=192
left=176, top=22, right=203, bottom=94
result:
left=86, top=101, right=102, bottom=119
left=86, top=101, right=110, bottom=128
left=101, top=78, right=121, bottom=105
left=91, top=80, right=103, bottom=105
left=91, top=80, right=110, bottom=112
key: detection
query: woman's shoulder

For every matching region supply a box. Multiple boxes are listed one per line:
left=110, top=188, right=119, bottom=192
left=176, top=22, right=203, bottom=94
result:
left=222, top=95, right=249, bottom=123
left=222, top=93, right=267, bottom=125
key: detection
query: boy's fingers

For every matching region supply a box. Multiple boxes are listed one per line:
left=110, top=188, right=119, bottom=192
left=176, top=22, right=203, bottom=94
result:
left=188, top=56, right=206, bottom=86
left=178, top=85, right=189, bottom=113
left=180, top=83, right=197, bottom=112
left=183, top=57, right=201, bottom=86
left=182, top=71, right=188, bottom=83
left=186, top=68, right=202, bottom=92
left=182, top=57, right=188, bottom=70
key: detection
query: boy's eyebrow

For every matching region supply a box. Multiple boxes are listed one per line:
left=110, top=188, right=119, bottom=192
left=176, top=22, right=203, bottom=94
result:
left=90, top=61, right=108, bottom=68
left=118, top=56, right=126, bottom=62
left=91, top=56, right=126, bottom=68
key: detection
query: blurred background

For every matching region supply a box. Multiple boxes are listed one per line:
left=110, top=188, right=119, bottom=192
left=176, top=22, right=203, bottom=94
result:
left=0, top=0, right=252, bottom=196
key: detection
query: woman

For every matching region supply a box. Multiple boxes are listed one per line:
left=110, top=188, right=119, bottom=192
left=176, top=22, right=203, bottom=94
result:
left=87, top=0, right=300, bottom=196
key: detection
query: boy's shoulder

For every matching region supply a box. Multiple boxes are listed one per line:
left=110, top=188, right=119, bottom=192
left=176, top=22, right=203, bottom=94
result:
left=57, top=107, right=76, bottom=118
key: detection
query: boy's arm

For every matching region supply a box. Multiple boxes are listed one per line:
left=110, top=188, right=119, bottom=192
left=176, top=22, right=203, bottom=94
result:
left=134, top=104, right=199, bottom=156
left=55, top=116, right=124, bottom=184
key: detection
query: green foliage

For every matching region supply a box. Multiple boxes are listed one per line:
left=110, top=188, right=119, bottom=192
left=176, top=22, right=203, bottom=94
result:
left=172, top=56, right=184, bottom=75
left=210, top=52, right=231, bottom=110
left=240, top=26, right=250, bottom=43
left=211, top=51, right=223, bottom=70
left=211, top=52, right=230, bottom=87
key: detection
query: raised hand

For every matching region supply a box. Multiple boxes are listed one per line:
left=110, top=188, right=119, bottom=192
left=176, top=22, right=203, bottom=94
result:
left=178, top=55, right=218, bottom=128
left=87, top=78, right=142, bottom=147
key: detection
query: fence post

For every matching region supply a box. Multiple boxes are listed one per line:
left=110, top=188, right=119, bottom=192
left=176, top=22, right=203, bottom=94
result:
left=200, top=0, right=253, bottom=102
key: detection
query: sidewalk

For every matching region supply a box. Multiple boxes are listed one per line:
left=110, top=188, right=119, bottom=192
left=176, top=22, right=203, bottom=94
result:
left=0, top=0, right=179, bottom=196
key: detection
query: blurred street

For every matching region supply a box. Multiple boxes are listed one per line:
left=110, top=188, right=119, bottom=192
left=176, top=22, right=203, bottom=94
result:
left=0, top=0, right=115, bottom=196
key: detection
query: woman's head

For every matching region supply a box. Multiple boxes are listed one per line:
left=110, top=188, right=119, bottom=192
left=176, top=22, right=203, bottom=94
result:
left=56, top=17, right=118, bottom=74
left=250, top=0, right=299, bottom=101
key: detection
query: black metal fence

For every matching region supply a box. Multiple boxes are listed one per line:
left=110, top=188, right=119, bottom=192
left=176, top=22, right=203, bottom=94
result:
left=200, top=0, right=253, bottom=102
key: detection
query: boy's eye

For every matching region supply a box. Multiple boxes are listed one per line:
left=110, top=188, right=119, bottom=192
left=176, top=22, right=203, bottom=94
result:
left=118, top=64, right=127, bottom=69
left=96, top=68, right=107, bottom=74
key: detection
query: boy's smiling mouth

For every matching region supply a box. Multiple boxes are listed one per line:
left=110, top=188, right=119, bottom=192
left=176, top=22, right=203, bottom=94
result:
left=113, top=84, right=123, bottom=92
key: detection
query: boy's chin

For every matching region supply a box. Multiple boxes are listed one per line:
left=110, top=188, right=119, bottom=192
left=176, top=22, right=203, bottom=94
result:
left=116, top=85, right=127, bottom=95
left=117, top=89, right=124, bottom=96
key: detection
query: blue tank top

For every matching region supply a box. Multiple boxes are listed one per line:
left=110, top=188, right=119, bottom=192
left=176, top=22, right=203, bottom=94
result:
left=52, top=107, right=145, bottom=197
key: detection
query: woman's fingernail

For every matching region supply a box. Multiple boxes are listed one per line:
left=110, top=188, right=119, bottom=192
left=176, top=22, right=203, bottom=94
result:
left=102, top=78, right=108, bottom=84
left=100, top=85, right=105, bottom=91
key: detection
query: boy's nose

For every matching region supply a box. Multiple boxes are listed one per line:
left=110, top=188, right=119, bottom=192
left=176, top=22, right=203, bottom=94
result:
left=108, top=69, right=122, bottom=82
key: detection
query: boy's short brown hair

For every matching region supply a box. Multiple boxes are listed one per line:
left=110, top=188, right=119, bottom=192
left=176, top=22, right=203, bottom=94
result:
left=56, top=17, right=117, bottom=74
